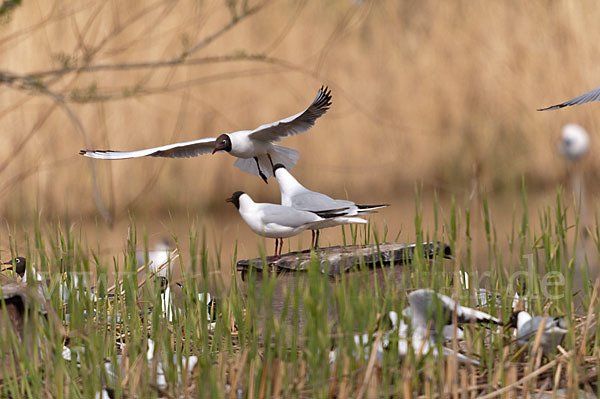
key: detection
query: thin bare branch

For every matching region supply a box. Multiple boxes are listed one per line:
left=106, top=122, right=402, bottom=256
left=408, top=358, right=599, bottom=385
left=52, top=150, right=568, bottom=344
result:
left=178, top=1, right=266, bottom=60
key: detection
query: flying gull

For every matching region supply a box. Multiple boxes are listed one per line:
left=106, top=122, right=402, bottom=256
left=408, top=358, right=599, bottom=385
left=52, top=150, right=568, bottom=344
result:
left=80, top=86, right=332, bottom=183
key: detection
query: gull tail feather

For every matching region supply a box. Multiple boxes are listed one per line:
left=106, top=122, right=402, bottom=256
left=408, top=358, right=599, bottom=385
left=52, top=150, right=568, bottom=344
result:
left=234, top=157, right=262, bottom=177
left=269, top=145, right=299, bottom=171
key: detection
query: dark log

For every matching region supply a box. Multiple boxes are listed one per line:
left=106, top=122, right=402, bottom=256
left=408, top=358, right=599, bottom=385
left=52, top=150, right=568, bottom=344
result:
left=236, top=241, right=452, bottom=277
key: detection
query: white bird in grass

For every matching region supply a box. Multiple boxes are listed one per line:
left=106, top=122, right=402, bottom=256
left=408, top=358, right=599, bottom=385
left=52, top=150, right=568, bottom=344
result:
left=509, top=310, right=567, bottom=356
left=226, top=191, right=348, bottom=259
left=137, top=238, right=173, bottom=278
left=404, top=289, right=502, bottom=364
left=539, top=85, right=600, bottom=111
left=100, top=339, right=198, bottom=390
left=330, top=291, right=501, bottom=366
left=272, top=163, right=387, bottom=247
left=80, top=86, right=332, bottom=183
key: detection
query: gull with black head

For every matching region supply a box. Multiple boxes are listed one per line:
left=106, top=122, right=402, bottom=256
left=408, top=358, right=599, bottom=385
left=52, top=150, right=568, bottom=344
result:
left=80, top=86, right=332, bottom=183
left=273, top=163, right=388, bottom=247
left=1, top=257, right=27, bottom=278
left=226, top=191, right=348, bottom=259
left=508, top=310, right=567, bottom=356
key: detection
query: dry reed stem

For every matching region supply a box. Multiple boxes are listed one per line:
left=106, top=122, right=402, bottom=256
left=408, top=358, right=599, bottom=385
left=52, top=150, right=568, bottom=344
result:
left=271, top=358, right=282, bottom=399
left=137, top=249, right=179, bottom=289
left=478, top=353, right=568, bottom=399
left=578, top=278, right=600, bottom=362
left=337, top=355, right=351, bottom=399
left=505, top=364, right=517, bottom=399
left=228, top=348, right=248, bottom=399
left=105, top=248, right=178, bottom=293
left=459, top=368, right=468, bottom=399
left=296, top=359, right=306, bottom=393
left=258, top=357, right=268, bottom=399
left=355, top=330, right=382, bottom=399
left=247, top=358, right=256, bottom=399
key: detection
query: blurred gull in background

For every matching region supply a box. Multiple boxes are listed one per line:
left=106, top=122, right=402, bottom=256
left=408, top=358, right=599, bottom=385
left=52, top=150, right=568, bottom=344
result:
left=560, top=123, right=590, bottom=161
left=559, top=123, right=590, bottom=248
left=137, top=238, right=174, bottom=278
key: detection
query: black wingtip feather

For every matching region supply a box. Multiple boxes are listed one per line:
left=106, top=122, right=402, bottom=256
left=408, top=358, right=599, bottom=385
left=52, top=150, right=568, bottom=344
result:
left=313, top=207, right=349, bottom=218
left=314, top=85, right=332, bottom=110
left=537, top=104, right=564, bottom=111
left=356, top=203, right=390, bottom=210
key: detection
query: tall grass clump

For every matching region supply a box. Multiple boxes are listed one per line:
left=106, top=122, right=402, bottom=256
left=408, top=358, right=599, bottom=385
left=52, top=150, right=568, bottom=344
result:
left=0, top=185, right=599, bottom=397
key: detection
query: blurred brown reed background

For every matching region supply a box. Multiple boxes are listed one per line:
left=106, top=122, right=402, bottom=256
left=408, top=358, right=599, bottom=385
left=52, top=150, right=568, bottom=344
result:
left=0, top=0, right=599, bottom=263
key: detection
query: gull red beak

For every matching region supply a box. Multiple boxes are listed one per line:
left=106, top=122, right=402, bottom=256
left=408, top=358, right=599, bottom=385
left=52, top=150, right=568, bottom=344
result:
left=212, top=148, right=219, bottom=155
left=225, top=197, right=233, bottom=203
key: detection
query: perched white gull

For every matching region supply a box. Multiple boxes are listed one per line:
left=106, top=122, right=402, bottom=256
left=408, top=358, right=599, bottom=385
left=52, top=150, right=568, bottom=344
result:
left=80, top=86, right=332, bottom=183
left=509, top=310, right=567, bottom=356
left=539, top=85, right=600, bottom=111
left=226, top=191, right=347, bottom=259
left=272, top=163, right=387, bottom=247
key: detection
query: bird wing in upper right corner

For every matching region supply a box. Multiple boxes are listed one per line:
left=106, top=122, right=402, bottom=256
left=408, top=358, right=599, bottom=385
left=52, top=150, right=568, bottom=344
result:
left=539, top=85, right=600, bottom=111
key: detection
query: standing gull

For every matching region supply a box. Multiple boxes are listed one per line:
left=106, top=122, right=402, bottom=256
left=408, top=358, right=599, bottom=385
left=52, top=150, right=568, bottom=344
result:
left=273, top=163, right=388, bottom=247
left=80, top=86, right=332, bottom=183
left=226, top=191, right=347, bottom=259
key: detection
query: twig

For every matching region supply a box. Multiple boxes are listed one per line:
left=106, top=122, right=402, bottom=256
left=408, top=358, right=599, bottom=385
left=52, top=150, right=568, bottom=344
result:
left=106, top=248, right=178, bottom=293
left=356, top=330, right=382, bottom=399
left=179, top=3, right=265, bottom=60
left=137, top=249, right=179, bottom=290
left=578, top=278, right=600, bottom=361
left=477, top=354, right=568, bottom=399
